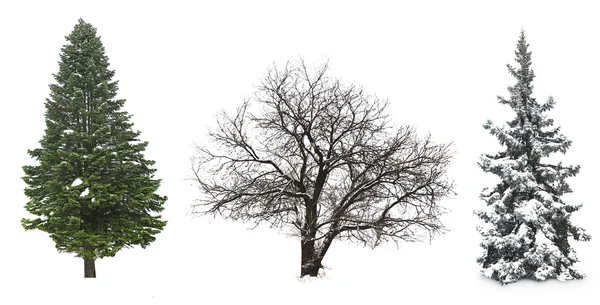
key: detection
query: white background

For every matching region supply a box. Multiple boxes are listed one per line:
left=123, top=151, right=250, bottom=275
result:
left=0, top=1, right=597, bottom=304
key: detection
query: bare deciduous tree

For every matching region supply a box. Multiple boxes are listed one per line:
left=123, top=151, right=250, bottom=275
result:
left=191, top=59, right=455, bottom=277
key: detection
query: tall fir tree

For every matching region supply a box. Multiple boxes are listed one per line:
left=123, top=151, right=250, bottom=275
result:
left=475, top=30, right=590, bottom=285
left=22, top=19, right=167, bottom=278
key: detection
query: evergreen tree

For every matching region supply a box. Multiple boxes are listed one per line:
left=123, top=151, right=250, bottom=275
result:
left=475, top=30, right=590, bottom=285
left=22, top=19, right=167, bottom=278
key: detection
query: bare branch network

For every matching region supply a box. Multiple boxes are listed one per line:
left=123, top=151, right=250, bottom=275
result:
left=191, top=59, right=455, bottom=276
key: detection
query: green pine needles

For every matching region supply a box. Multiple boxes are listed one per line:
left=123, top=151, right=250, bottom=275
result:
left=22, top=19, right=167, bottom=277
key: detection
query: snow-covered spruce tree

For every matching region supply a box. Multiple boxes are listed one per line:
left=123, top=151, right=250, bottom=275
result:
left=22, top=19, right=167, bottom=278
left=476, top=30, right=590, bottom=285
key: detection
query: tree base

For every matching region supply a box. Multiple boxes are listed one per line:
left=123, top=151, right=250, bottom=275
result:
left=300, top=262, right=322, bottom=277
left=84, top=258, right=96, bottom=278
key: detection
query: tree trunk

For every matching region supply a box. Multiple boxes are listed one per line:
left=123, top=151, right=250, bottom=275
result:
left=300, top=197, right=323, bottom=277
left=300, top=238, right=322, bottom=277
left=84, top=258, right=96, bottom=278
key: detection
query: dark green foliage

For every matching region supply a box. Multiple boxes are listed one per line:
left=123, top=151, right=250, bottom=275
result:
left=22, top=19, right=167, bottom=261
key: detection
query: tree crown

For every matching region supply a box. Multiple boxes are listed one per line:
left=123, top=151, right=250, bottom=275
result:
left=193, top=59, right=455, bottom=249
left=22, top=19, right=167, bottom=260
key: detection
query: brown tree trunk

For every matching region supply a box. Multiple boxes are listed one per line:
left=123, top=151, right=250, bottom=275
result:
left=84, top=258, right=96, bottom=278
left=300, top=197, right=325, bottom=277
left=300, top=237, right=322, bottom=277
